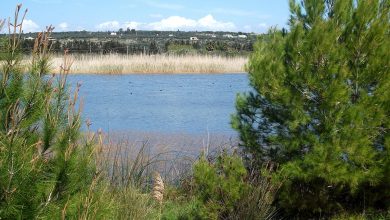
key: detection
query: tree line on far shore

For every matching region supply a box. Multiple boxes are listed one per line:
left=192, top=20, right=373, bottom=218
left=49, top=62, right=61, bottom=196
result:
left=18, top=35, right=254, bottom=56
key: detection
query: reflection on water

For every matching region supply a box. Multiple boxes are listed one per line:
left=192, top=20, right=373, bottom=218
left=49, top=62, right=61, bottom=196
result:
left=67, top=73, right=249, bottom=136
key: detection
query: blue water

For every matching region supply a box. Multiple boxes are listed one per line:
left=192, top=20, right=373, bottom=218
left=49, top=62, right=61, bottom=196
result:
left=67, top=73, right=250, bottom=135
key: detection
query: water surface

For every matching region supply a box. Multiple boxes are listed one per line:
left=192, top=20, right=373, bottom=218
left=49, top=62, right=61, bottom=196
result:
left=67, top=73, right=250, bottom=136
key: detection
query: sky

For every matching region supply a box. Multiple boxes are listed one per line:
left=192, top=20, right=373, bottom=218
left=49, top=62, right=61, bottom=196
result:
left=0, top=0, right=290, bottom=33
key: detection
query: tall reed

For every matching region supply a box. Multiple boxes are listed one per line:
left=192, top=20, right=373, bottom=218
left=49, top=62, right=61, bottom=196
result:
left=47, top=54, right=248, bottom=74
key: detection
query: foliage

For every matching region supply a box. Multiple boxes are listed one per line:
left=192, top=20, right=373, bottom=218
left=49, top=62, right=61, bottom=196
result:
left=166, top=43, right=198, bottom=55
left=232, top=0, right=390, bottom=218
left=149, top=40, right=160, bottom=55
left=192, top=153, right=247, bottom=219
left=177, top=152, right=279, bottom=219
left=161, top=197, right=205, bottom=220
left=0, top=5, right=114, bottom=219
left=15, top=33, right=255, bottom=56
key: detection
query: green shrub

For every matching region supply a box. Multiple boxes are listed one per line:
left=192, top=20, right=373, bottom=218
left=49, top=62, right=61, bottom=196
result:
left=162, top=197, right=205, bottom=220
left=192, top=153, right=247, bottom=219
left=186, top=152, right=278, bottom=219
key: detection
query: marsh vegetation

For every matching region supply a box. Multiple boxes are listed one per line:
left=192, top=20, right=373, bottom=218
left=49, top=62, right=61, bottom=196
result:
left=1, top=1, right=389, bottom=219
left=48, top=54, right=247, bottom=74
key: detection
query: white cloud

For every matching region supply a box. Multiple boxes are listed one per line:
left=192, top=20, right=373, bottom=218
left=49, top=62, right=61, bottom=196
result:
left=58, top=22, right=68, bottom=31
left=96, top=21, right=120, bottom=31
left=147, top=16, right=197, bottom=31
left=147, top=15, right=236, bottom=31
left=95, top=15, right=237, bottom=32
left=96, top=21, right=141, bottom=31
left=146, top=1, right=184, bottom=10
left=23, top=19, right=40, bottom=33
left=198, top=15, right=235, bottom=31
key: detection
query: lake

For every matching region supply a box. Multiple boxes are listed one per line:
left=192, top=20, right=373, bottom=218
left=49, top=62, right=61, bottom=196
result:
left=67, top=73, right=250, bottom=137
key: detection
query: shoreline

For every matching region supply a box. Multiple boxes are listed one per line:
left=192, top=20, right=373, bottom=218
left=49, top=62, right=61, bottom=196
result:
left=45, top=54, right=248, bottom=74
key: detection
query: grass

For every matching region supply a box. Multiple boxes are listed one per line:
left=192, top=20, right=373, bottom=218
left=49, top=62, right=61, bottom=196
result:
left=46, top=54, right=248, bottom=74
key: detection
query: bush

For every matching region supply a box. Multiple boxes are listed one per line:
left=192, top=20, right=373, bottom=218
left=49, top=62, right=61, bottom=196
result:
left=232, top=0, right=390, bottom=218
left=161, top=197, right=204, bottom=220
left=182, top=152, right=279, bottom=219
left=192, top=153, right=247, bottom=219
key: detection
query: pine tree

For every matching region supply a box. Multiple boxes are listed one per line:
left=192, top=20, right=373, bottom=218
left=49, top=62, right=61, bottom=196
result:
left=0, top=5, right=113, bottom=219
left=232, top=0, right=389, bottom=217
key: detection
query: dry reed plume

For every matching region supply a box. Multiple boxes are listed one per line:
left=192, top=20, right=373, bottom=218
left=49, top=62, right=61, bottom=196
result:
left=152, top=171, right=164, bottom=220
left=46, top=54, right=247, bottom=74
left=152, top=172, right=164, bottom=204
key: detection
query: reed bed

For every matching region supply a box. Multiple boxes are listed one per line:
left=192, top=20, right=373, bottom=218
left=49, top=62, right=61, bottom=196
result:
left=48, top=54, right=248, bottom=74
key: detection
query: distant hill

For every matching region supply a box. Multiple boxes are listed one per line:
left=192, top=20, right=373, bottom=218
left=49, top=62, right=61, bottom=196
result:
left=2, top=30, right=260, bottom=56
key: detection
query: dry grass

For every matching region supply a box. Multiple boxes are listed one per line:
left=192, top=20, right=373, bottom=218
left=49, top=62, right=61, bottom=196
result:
left=46, top=54, right=247, bottom=74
